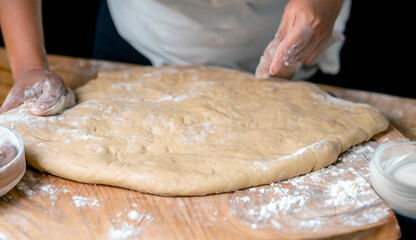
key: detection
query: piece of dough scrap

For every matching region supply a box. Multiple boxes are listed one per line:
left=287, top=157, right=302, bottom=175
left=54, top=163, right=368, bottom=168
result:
left=0, top=66, right=389, bottom=196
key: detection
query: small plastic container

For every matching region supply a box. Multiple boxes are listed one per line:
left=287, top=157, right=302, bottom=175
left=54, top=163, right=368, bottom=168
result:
left=0, top=125, right=26, bottom=196
left=370, top=141, right=416, bottom=223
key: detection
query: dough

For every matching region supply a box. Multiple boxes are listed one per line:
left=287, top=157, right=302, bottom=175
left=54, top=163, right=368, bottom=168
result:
left=0, top=66, right=389, bottom=195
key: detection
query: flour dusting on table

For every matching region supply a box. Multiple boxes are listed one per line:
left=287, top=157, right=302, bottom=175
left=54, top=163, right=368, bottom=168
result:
left=229, top=141, right=392, bottom=233
left=72, top=196, right=100, bottom=208
left=108, top=204, right=153, bottom=240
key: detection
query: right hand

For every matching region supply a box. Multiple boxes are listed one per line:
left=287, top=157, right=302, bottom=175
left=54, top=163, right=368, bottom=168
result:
left=255, top=0, right=344, bottom=79
left=0, top=68, right=75, bottom=115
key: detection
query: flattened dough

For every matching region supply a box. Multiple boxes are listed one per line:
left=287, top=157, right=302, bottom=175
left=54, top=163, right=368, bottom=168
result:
left=0, top=66, right=389, bottom=195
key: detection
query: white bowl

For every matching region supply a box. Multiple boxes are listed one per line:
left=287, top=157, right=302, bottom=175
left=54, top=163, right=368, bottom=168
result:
left=0, top=124, right=26, bottom=196
left=370, top=141, right=416, bottom=220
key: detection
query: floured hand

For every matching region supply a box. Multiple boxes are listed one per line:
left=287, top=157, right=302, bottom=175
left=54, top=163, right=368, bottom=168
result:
left=0, top=142, right=18, bottom=168
left=0, top=69, right=75, bottom=116
left=255, top=0, right=344, bottom=79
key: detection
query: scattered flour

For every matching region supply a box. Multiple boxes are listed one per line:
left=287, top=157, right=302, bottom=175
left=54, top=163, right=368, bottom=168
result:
left=108, top=205, right=153, bottom=240
left=0, top=232, right=7, bottom=240
left=108, top=223, right=143, bottom=240
left=127, top=210, right=141, bottom=220
left=72, top=196, right=100, bottom=208
left=6, top=170, right=155, bottom=239
left=229, top=142, right=391, bottom=234
left=15, top=171, right=69, bottom=202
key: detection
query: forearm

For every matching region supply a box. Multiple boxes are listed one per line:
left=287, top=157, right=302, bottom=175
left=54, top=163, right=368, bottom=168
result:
left=0, top=0, right=48, bottom=80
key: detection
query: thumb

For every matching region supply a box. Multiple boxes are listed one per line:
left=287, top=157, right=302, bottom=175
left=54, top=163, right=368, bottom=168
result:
left=31, top=79, right=65, bottom=116
left=31, top=86, right=76, bottom=116
left=255, top=37, right=281, bottom=79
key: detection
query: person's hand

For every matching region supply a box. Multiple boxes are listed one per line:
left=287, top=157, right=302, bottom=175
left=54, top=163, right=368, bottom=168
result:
left=0, top=142, right=18, bottom=168
left=255, top=0, right=344, bottom=79
left=0, top=69, right=75, bottom=115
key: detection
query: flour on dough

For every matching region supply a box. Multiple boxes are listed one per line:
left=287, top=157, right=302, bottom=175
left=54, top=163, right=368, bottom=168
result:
left=0, top=66, right=389, bottom=195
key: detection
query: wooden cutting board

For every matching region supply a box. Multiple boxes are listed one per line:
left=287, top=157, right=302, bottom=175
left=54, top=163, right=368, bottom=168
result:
left=0, top=50, right=404, bottom=239
left=0, top=126, right=403, bottom=240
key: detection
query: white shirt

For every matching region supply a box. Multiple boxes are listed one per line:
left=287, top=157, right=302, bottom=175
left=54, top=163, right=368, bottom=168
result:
left=107, top=0, right=351, bottom=79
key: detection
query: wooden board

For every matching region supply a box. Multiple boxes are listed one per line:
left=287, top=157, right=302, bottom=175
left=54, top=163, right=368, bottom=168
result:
left=0, top=49, right=407, bottom=239
left=0, top=127, right=404, bottom=240
left=321, top=85, right=416, bottom=143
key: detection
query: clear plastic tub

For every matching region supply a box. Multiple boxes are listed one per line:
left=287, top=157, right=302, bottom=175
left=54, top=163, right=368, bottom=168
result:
left=370, top=141, right=416, bottom=220
left=0, top=124, right=26, bottom=196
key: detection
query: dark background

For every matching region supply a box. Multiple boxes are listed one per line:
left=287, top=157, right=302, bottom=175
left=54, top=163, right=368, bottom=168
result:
left=0, top=1, right=413, bottom=98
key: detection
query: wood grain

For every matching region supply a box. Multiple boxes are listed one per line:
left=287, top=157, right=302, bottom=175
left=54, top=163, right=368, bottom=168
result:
left=1, top=48, right=412, bottom=239
left=320, top=85, right=416, bottom=142
left=0, top=127, right=403, bottom=240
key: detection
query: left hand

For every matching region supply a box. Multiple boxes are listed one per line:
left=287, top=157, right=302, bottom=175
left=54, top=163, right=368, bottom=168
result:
left=255, top=0, right=344, bottom=79
left=0, top=69, right=75, bottom=115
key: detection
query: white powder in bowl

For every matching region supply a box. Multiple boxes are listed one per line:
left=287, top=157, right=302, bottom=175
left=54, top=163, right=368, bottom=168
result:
left=0, top=126, right=21, bottom=149
left=0, top=126, right=22, bottom=168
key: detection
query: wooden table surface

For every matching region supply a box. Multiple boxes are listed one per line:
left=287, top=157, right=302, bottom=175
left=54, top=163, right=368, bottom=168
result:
left=1, top=48, right=415, bottom=239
